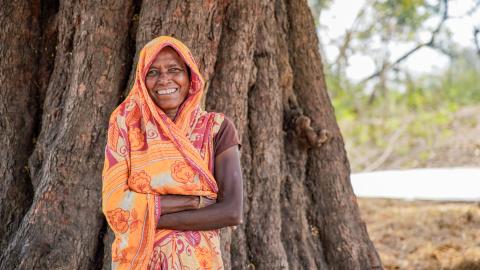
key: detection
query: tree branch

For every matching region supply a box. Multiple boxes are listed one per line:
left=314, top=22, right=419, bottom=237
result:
left=363, top=116, right=411, bottom=172
left=332, top=1, right=371, bottom=75
left=474, top=27, right=480, bottom=57
left=360, top=0, right=449, bottom=84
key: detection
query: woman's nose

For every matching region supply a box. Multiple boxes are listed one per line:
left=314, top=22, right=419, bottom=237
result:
left=157, top=72, right=171, bottom=85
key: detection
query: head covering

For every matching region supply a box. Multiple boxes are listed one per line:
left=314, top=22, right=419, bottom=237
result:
left=130, top=36, right=217, bottom=190
left=102, top=36, right=224, bottom=269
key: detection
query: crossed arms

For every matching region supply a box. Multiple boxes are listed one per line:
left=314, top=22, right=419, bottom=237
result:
left=156, top=145, right=243, bottom=231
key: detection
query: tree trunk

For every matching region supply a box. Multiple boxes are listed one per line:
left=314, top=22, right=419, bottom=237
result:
left=0, top=0, right=40, bottom=253
left=0, top=0, right=382, bottom=269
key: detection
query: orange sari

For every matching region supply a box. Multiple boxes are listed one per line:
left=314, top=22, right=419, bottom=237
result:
left=102, top=36, right=224, bottom=270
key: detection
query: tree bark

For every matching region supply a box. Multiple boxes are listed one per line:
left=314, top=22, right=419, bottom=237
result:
left=0, top=0, right=134, bottom=268
left=0, top=0, right=382, bottom=269
left=0, top=0, right=40, bottom=252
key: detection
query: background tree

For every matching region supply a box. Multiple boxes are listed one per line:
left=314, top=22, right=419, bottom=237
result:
left=0, top=0, right=381, bottom=269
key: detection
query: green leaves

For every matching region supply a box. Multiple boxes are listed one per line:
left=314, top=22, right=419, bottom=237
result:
left=330, top=48, right=480, bottom=171
left=374, top=0, right=431, bottom=30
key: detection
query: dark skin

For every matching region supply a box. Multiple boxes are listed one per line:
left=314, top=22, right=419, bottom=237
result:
left=158, top=194, right=215, bottom=215
left=145, top=47, right=243, bottom=230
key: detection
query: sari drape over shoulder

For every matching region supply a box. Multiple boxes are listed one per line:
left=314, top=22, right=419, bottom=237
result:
left=102, top=36, right=225, bottom=270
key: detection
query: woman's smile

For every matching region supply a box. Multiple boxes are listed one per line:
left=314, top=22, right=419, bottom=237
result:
left=155, top=88, right=179, bottom=95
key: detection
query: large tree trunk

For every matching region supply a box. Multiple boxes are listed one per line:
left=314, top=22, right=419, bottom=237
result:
left=0, top=0, right=382, bottom=269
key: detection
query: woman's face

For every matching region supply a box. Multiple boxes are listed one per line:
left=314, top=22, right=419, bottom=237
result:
left=145, top=47, right=190, bottom=118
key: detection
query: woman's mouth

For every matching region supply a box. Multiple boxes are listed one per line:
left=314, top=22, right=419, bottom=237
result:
left=155, top=88, right=178, bottom=95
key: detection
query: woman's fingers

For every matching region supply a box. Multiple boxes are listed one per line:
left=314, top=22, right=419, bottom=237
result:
left=202, top=197, right=216, bottom=207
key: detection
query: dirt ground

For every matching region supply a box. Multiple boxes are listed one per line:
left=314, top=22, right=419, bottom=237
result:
left=358, top=198, right=480, bottom=270
left=346, top=105, right=480, bottom=269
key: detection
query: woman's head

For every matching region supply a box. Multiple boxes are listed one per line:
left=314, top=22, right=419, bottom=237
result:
left=132, top=36, right=204, bottom=126
left=145, top=46, right=190, bottom=118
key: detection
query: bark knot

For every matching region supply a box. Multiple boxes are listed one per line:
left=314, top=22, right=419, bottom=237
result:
left=294, top=115, right=329, bottom=148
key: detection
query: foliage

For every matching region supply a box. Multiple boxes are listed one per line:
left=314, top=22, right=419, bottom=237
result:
left=308, top=0, right=333, bottom=26
left=310, top=0, right=480, bottom=171
left=331, top=49, right=480, bottom=172
left=371, top=0, right=434, bottom=38
left=323, top=0, right=452, bottom=78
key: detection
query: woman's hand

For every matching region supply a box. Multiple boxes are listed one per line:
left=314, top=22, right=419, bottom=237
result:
left=195, top=196, right=216, bottom=209
left=160, top=195, right=216, bottom=215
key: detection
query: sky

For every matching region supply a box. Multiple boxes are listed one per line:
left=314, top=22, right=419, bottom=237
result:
left=318, top=0, right=480, bottom=81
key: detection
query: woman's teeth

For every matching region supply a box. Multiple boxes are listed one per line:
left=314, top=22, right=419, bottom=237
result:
left=156, top=88, right=178, bottom=95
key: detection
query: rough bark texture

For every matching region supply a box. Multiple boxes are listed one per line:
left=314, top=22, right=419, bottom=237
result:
left=0, top=0, right=40, bottom=252
left=0, top=0, right=382, bottom=269
left=0, top=0, right=134, bottom=268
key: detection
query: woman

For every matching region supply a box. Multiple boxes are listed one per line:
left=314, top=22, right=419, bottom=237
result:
left=102, top=36, right=243, bottom=270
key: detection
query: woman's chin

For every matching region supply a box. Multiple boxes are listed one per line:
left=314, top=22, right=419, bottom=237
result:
left=157, top=103, right=180, bottom=115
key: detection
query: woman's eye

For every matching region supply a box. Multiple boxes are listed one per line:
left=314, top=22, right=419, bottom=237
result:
left=169, top=68, right=182, bottom=73
left=147, top=70, right=158, bottom=77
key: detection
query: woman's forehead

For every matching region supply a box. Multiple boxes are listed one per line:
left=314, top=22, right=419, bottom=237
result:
left=150, top=46, right=186, bottom=66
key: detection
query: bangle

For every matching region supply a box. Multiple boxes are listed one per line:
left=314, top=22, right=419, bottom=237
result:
left=197, top=196, right=204, bottom=209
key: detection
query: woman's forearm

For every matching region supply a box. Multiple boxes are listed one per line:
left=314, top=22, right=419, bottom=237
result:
left=159, top=195, right=216, bottom=215
left=156, top=200, right=242, bottom=231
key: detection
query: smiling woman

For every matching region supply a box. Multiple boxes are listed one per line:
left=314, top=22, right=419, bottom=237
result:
left=145, top=47, right=190, bottom=119
left=102, top=36, right=243, bottom=270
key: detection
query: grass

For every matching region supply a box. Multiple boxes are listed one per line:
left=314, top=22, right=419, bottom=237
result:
left=358, top=198, right=480, bottom=270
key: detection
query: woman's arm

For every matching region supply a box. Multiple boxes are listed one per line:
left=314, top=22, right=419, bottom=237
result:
left=159, top=195, right=215, bottom=215
left=156, top=145, right=243, bottom=230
